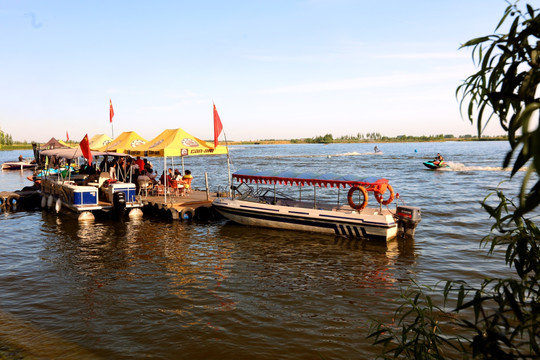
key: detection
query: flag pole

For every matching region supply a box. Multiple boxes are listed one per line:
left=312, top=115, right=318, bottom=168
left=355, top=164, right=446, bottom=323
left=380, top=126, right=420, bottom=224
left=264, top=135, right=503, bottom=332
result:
left=213, top=102, right=231, bottom=196
left=223, top=130, right=232, bottom=197
left=109, top=99, right=115, bottom=138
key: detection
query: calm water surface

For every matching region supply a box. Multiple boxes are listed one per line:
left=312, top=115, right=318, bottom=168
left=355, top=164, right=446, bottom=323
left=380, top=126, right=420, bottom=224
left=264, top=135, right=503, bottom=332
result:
left=0, top=142, right=519, bottom=359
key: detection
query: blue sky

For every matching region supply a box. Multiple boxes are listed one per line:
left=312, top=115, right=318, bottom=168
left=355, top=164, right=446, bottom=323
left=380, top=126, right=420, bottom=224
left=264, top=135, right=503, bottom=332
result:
left=0, top=0, right=511, bottom=143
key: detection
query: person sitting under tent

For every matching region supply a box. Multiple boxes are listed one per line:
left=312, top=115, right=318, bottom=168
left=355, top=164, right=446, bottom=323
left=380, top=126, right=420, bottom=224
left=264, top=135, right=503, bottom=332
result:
left=182, top=170, right=193, bottom=193
left=144, top=158, right=153, bottom=172
left=83, top=162, right=96, bottom=175
left=108, top=159, right=117, bottom=180
left=172, top=169, right=187, bottom=196
left=99, top=156, right=108, bottom=173
left=176, top=169, right=188, bottom=181
left=147, top=168, right=158, bottom=184
left=160, top=169, right=173, bottom=186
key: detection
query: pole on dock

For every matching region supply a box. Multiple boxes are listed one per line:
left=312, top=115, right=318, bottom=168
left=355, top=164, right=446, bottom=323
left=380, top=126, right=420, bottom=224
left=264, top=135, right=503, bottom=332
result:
left=164, top=156, right=167, bottom=203
left=205, top=172, right=209, bottom=200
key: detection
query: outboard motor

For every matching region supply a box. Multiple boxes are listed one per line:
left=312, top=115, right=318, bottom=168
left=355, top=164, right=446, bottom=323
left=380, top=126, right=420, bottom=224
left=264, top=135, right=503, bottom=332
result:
left=113, top=191, right=126, bottom=219
left=395, top=205, right=421, bottom=239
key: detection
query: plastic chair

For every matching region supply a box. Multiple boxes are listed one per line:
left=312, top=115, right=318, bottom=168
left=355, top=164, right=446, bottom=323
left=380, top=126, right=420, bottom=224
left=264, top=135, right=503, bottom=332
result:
left=155, top=185, right=165, bottom=196
left=138, top=178, right=152, bottom=196
left=98, top=172, right=111, bottom=187
left=177, top=182, right=185, bottom=196
left=169, top=180, right=178, bottom=196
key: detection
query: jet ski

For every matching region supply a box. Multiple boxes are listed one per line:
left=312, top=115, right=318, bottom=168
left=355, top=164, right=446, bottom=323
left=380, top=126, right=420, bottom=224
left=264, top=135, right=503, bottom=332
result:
left=423, top=160, right=450, bottom=169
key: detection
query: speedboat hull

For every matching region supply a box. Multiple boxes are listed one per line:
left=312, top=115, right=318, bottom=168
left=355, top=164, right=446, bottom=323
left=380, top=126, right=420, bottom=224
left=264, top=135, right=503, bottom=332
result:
left=423, top=160, right=449, bottom=169
left=213, top=198, right=398, bottom=241
left=2, top=161, right=36, bottom=170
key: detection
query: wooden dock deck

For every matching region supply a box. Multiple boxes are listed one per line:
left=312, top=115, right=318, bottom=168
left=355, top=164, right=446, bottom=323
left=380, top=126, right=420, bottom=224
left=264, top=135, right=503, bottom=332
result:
left=138, top=189, right=223, bottom=220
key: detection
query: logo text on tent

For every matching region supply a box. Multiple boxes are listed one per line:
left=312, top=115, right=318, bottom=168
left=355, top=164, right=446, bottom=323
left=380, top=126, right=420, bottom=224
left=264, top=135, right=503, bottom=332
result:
left=190, top=149, right=215, bottom=154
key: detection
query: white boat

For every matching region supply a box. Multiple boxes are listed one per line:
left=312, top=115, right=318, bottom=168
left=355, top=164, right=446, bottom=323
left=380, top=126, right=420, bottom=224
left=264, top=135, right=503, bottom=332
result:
left=37, top=148, right=143, bottom=220
left=2, top=159, right=37, bottom=170
left=213, top=169, right=421, bottom=241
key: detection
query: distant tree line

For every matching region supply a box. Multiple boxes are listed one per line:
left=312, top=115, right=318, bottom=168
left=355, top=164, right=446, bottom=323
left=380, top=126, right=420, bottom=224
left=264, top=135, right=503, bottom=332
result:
left=0, top=128, right=13, bottom=145
left=337, top=132, right=383, bottom=140
left=303, top=133, right=334, bottom=143
left=289, top=133, right=507, bottom=144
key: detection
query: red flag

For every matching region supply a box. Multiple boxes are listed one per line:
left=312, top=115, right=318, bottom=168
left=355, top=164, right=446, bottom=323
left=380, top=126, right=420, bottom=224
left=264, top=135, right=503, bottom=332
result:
left=213, top=103, right=223, bottom=149
left=80, top=134, right=92, bottom=165
left=109, top=99, right=114, bottom=123
left=66, top=131, right=69, bottom=142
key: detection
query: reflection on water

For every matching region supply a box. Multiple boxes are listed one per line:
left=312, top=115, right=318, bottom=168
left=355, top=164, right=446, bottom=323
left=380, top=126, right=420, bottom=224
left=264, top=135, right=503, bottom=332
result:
left=2, top=214, right=417, bottom=359
left=0, top=143, right=517, bottom=358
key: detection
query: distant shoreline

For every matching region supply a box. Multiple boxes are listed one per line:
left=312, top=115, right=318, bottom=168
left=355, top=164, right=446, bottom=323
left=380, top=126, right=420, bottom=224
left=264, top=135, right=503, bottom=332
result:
left=0, top=136, right=508, bottom=151
left=227, top=137, right=507, bottom=145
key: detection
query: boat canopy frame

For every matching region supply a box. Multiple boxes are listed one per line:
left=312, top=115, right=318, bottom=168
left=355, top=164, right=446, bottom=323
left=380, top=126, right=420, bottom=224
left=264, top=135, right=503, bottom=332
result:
left=232, top=169, right=389, bottom=193
left=38, top=148, right=136, bottom=183
left=232, top=169, right=391, bottom=210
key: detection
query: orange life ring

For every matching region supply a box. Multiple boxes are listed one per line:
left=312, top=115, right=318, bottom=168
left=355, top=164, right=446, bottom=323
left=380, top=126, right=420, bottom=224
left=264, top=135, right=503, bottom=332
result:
left=374, top=184, right=395, bottom=205
left=347, top=186, right=368, bottom=210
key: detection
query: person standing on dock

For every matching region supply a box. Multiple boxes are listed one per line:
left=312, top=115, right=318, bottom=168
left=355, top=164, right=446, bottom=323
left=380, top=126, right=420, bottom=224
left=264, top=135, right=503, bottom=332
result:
left=109, top=159, right=117, bottom=180
left=135, top=156, right=145, bottom=171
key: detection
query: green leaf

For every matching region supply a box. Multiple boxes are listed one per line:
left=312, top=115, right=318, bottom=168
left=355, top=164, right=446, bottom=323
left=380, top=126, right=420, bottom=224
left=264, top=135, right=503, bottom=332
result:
left=461, top=36, right=492, bottom=48
left=527, top=4, right=535, bottom=17
left=511, top=147, right=530, bottom=177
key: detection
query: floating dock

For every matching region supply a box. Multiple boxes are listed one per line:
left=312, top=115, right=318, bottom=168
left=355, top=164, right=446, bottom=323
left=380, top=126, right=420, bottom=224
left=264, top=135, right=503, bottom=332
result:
left=137, top=190, right=223, bottom=221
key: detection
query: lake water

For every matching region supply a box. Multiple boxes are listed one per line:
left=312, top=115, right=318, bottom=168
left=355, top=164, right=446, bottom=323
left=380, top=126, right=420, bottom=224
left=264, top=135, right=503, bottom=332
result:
left=0, top=141, right=520, bottom=359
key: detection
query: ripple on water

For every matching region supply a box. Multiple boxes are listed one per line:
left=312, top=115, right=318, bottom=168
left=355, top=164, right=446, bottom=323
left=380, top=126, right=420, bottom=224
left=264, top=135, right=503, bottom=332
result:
left=0, top=142, right=521, bottom=358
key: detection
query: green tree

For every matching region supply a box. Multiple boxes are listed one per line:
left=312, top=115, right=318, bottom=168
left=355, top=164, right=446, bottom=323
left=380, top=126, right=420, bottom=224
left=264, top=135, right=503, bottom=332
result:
left=370, top=2, right=540, bottom=358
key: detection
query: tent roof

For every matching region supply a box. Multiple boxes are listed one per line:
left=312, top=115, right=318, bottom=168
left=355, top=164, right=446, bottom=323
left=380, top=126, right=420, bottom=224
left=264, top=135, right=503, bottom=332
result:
left=40, top=148, right=132, bottom=160
left=42, top=137, right=69, bottom=149
left=89, top=134, right=113, bottom=150
left=58, top=140, right=75, bottom=148
left=97, top=131, right=147, bottom=152
left=126, top=128, right=228, bottom=157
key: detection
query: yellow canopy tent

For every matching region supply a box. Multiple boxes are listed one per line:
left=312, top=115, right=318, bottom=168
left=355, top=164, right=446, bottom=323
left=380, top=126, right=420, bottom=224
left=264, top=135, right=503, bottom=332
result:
left=97, top=131, right=147, bottom=153
left=126, top=128, right=228, bottom=157
left=89, top=134, right=113, bottom=150
left=126, top=128, right=229, bottom=202
left=58, top=139, right=76, bottom=148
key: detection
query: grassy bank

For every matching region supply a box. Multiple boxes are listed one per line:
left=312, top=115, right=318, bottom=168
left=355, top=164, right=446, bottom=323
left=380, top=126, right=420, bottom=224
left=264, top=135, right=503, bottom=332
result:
left=0, top=144, right=33, bottom=151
